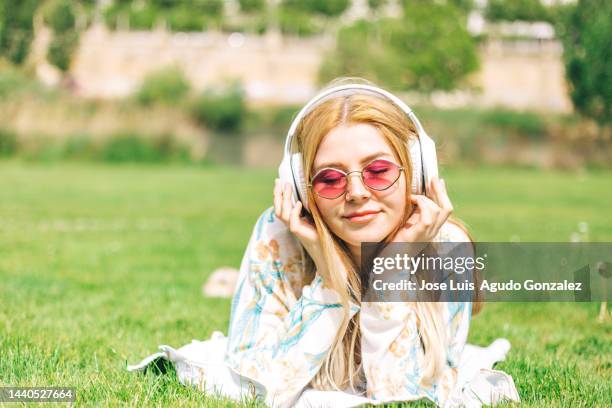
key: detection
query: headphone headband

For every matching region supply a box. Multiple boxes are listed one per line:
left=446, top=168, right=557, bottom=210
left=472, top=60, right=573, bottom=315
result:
left=284, top=84, right=428, bottom=155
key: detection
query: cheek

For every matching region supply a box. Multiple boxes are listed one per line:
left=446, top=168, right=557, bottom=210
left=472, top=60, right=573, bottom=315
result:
left=313, top=197, right=337, bottom=223
left=382, top=178, right=407, bottom=222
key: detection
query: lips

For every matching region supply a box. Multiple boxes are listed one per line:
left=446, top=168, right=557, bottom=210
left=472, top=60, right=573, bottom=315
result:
left=344, top=210, right=380, bottom=223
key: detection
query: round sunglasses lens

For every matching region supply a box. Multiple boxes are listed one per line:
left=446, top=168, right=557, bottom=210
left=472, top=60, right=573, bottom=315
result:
left=363, top=160, right=400, bottom=190
left=312, top=169, right=346, bottom=198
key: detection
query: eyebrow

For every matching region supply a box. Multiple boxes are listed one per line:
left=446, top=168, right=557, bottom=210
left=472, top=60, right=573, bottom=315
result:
left=313, top=152, right=395, bottom=174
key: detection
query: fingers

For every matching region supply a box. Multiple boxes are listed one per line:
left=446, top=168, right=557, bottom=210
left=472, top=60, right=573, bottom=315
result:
left=273, top=179, right=293, bottom=222
left=439, top=179, right=453, bottom=214
left=410, top=191, right=450, bottom=240
left=281, top=183, right=293, bottom=222
left=429, top=177, right=453, bottom=216
left=289, top=200, right=303, bottom=234
left=410, top=195, right=435, bottom=239
left=425, top=177, right=454, bottom=232
left=274, top=179, right=301, bottom=227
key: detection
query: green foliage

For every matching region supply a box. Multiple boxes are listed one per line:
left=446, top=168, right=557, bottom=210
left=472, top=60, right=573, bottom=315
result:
left=245, top=105, right=300, bottom=135
left=103, top=3, right=158, bottom=31
left=136, top=67, right=191, bottom=106
left=191, top=0, right=223, bottom=16
left=221, top=14, right=267, bottom=34
left=0, top=129, right=18, bottom=156
left=239, top=0, right=266, bottom=13
left=43, top=0, right=76, bottom=33
left=42, top=0, right=86, bottom=72
left=367, top=0, right=387, bottom=11
left=103, top=0, right=222, bottom=31
left=482, top=109, right=545, bottom=136
left=0, top=129, right=193, bottom=163
left=167, top=7, right=207, bottom=31
left=557, top=0, right=611, bottom=125
left=191, top=82, right=246, bottom=132
left=485, top=0, right=553, bottom=23
left=449, top=0, right=474, bottom=14
left=0, top=0, right=42, bottom=65
left=101, top=133, right=188, bottom=163
left=102, top=3, right=121, bottom=29
left=320, top=3, right=479, bottom=92
left=149, top=0, right=176, bottom=8
left=305, top=0, right=351, bottom=17
left=128, top=4, right=158, bottom=30
left=46, top=31, right=79, bottom=72
left=282, top=0, right=351, bottom=17
left=0, top=68, right=41, bottom=97
left=402, top=0, right=473, bottom=14
left=278, top=8, right=323, bottom=36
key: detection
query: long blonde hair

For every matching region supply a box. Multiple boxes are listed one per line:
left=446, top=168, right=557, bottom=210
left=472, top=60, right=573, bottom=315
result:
left=294, top=84, right=479, bottom=393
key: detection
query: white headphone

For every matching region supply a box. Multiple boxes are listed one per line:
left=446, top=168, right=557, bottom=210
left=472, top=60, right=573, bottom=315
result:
left=278, top=83, right=438, bottom=213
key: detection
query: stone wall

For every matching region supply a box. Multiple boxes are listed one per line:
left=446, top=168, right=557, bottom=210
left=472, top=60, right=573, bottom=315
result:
left=45, top=23, right=572, bottom=112
left=69, top=24, right=331, bottom=104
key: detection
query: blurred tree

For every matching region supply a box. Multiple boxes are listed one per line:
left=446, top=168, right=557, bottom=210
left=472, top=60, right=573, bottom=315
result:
left=485, top=0, right=553, bottom=22
left=558, top=0, right=611, bottom=125
left=0, top=0, right=42, bottom=65
left=191, top=81, right=246, bottom=132
left=43, top=0, right=76, bottom=33
left=47, top=32, right=79, bottom=71
left=136, top=66, right=191, bottom=106
left=278, top=7, right=323, bottom=36
left=43, top=0, right=80, bottom=72
left=448, top=0, right=473, bottom=14
left=150, top=0, right=176, bottom=8
left=239, top=0, right=266, bottom=13
left=282, top=0, right=351, bottom=17
left=128, top=4, right=158, bottom=29
left=104, top=0, right=222, bottom=31
left=190, top=0, right=223, bottom=16
left=167, top=6, right=207, bottom=31
left=402, top=0, right=473, bottom=14
left=320, top=2, right=478, bottom=93
left=367, top=0, right=387, bottom=12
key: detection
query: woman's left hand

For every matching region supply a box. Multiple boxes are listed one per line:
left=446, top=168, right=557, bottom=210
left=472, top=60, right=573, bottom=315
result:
left=392, top=176, right=453, bottom=243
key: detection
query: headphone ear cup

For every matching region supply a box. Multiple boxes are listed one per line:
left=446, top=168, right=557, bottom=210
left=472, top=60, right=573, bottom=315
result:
left=409, top=138, right=423, bottom=195
left=290, top=152, right=309, bottom=212
left=419, top=131, right=439, bottom=194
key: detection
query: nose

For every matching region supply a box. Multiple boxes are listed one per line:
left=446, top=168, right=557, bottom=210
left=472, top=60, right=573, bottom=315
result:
left=345, top=172, right=371, bottom=202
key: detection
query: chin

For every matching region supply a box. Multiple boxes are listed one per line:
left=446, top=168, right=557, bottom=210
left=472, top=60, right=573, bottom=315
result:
left=339, top=221, right=391, bottom=245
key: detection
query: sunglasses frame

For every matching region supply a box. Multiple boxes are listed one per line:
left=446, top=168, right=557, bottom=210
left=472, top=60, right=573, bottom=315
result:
left=308, top=158, right=405, bottom=199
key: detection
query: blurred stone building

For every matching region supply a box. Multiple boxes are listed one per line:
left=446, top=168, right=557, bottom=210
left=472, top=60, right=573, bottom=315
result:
left=32, top=0, right=574, bottom=112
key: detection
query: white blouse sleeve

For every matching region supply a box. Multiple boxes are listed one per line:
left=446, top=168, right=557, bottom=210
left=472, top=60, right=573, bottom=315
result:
left=360, top=221, right=473, bottom=406
left=224, top=207, right=360, bottom=408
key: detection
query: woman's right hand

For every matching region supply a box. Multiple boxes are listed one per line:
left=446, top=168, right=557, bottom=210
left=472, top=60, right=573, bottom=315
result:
left=274, top=179, right=325, bottom=272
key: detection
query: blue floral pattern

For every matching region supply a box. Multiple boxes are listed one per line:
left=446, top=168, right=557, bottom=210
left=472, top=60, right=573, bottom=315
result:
left=225, top=207, right=472, bottom=407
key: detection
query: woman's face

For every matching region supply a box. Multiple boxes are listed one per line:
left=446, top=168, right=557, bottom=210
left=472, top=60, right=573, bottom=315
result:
left=312, top=123, right=407, bottom=255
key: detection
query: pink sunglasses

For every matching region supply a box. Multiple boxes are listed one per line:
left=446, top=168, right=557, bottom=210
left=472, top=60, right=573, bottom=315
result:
left=309, top=159, right=404, bottom=199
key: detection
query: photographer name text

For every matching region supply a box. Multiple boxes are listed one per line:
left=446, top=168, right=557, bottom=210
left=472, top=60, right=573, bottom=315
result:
left=372, top=279, right=583, bottom=292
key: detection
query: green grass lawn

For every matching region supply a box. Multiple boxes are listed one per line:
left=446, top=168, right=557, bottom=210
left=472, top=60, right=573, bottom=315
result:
left=1, top=161, right=610, bottom=407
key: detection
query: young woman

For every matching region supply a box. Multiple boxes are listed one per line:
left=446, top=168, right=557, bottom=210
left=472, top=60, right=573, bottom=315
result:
left=129, top=80, right=519, bottom=408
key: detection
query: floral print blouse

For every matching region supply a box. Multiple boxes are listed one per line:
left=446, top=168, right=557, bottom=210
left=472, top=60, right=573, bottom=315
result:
left=224, top=207, right=472, bottom=408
